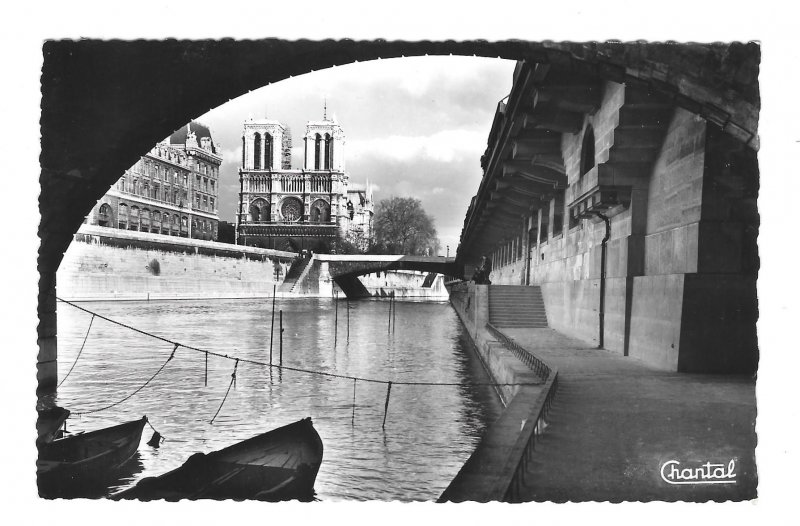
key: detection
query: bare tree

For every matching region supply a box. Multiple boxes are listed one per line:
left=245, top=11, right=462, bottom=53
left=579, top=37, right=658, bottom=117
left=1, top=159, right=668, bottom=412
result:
left=373, top=197, right=440, bottom=255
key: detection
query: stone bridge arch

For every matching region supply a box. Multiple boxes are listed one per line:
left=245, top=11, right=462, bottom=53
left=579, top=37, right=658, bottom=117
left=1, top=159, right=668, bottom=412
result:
left=38, top=39, right=759, bottom=390
left=292, top=255, right=459, bottom=298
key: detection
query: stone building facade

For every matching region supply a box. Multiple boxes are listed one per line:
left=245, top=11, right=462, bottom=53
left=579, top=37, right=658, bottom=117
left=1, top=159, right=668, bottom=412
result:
left=458, top=57, right=759, bottom=374
left=87, top=122, right=222, bottom=240
left=236, top=114, right=374, bottom=252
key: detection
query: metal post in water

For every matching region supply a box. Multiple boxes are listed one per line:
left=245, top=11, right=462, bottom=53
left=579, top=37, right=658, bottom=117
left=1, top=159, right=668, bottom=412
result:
left=347, top=298, right=350, bottom=342
left=382, top=381, right=393, bottom=429
left=279, top=309, right=284, bottom=366
left=351, top=378, right=356, bottom=425
left=334, top=289, right=339, bottom=346
left=388, top=293, right=392, bottom=333
left=270, top=284, right=276, bottom=365
left=392, top=292, right=396, bottom=334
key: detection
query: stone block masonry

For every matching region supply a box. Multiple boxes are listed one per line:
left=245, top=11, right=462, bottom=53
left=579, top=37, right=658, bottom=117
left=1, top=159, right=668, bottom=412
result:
left=57, top=225, right=296, bottom=301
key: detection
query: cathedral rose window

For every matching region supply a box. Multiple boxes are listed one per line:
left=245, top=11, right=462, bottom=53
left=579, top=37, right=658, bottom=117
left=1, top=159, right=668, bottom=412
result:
left=281, top=197, right=303, bottom=222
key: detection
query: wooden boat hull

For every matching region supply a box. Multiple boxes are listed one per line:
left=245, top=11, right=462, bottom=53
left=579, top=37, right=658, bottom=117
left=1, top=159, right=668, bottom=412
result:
left=115, top=417, right=323, bottom=501
left=37, top=416, right=147, bottom=498
left=36, top=406, right=71, bottom=445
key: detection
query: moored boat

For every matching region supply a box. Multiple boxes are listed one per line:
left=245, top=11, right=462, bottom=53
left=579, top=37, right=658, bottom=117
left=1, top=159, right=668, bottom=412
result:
left=36, top=406, right=71, bottom=445
left=37, top=416, right=147, bottom=498
left=114, top=417, right=323, bottom=501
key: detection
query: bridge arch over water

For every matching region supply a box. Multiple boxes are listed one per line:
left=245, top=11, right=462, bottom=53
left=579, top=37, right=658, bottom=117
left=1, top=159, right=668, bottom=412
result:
left=310, top=254, right=459, bottom=298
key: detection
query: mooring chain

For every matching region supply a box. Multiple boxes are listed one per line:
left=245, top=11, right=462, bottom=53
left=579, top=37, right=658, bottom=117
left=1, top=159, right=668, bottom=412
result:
left=71, top=344, right=178, bottom=416
left=58, top=313, right=95, bottom=388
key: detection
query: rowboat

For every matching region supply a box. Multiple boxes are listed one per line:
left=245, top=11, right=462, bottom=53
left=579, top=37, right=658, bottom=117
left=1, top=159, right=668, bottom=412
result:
left=115, top=417, right=323, bottom=501
left=37, top=416, right=147, bottom=498
left=36, top=406, right=71, bottom=445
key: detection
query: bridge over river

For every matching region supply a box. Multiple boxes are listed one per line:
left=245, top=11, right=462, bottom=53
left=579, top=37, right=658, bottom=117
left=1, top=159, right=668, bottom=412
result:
left=279, top=254, right=460, bottom=298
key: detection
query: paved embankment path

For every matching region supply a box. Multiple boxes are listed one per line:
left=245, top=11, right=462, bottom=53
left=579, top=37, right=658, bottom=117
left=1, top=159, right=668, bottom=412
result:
left=499, top=328, right=757, bottom=502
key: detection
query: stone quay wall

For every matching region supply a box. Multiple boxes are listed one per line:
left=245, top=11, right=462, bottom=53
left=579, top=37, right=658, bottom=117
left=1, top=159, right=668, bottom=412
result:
left=443, top=281, right=545, bottom=502
left=57, top=225, right=296, bottom=301
left=447, top=281, right=537, bottom=404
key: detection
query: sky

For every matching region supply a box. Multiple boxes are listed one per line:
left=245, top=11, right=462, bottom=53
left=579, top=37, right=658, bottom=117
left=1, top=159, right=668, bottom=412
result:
left=191, top=55, right=516, bottom=255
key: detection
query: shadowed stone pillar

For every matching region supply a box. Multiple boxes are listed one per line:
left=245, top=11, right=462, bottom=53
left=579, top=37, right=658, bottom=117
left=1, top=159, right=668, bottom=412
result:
left=37, top=270, right=58, bottom=394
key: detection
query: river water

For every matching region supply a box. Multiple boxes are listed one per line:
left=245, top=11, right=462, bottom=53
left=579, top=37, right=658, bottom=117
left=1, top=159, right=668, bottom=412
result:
left=51, top=297, right=502, bottom=501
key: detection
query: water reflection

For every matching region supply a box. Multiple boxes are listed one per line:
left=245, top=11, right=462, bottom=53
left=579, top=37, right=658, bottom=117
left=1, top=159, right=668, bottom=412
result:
left=52, top=298, right=502, bottom=500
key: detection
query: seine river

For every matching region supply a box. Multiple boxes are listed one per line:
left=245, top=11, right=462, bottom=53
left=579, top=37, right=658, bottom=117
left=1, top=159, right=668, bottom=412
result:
left=52, top=297, right=502, bottom=501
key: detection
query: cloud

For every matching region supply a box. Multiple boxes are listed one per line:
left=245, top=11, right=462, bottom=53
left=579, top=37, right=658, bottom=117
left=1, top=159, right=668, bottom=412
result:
left=348, top=128, right=487, bottom=164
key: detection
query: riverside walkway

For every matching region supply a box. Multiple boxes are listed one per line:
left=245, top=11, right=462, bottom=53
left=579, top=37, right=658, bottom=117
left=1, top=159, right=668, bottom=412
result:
left=497, top=328, right=757, bottom=502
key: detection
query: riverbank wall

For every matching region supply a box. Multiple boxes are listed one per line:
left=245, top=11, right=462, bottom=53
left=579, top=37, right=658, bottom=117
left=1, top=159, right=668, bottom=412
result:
left=58, top=225, right=450, bottom=301
left=442, top=280, right=552, bottom=501
left=446, top=281, right=540, bottom=405
left=57, top=225, right=296, bottom=301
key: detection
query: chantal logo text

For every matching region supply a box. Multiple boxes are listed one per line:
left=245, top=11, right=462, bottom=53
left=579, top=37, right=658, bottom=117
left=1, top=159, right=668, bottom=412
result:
left=660, top=459, right=737, bottom=485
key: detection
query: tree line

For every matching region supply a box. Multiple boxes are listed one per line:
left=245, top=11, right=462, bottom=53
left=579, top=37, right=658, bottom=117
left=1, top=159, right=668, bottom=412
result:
left=334, top=196, right=441, bottom=256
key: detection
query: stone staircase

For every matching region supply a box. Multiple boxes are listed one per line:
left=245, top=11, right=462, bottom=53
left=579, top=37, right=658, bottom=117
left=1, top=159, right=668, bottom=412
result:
left=488, top=285, right=548, bottom=328
left=278, top=257, right=312, bottom=293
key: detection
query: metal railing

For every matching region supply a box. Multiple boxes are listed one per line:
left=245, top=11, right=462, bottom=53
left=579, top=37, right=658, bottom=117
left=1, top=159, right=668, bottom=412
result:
left=487, top=322, right=551, bottom=381
left=485, top=322, right=560, bottom=502
left=501, top=370, right=559, bottom=502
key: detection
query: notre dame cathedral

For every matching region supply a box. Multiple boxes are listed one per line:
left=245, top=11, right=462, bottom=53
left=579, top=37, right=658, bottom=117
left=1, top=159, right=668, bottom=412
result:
left=236, top=111, right=374, bottom=252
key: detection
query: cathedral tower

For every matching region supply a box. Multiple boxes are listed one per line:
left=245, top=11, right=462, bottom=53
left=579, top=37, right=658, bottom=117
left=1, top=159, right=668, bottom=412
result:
left=242, top=119, right=286, bottom=171
left=303, top=112, right=345, bottom=172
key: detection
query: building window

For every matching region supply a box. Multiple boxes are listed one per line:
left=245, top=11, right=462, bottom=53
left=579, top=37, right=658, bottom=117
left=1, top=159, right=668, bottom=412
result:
left=210, top=197, right=215, bottom=211
left=324, top=133, right=333, bottom=169
left=253, top=133, right=262, bottom=170
left=97, top=203, right=113, bottom=227
left=310, top=199, right=330, bottom=223
left=265, top=133, right=273, bottom=169
left=580, top=125, right=595, bottom=177
left=314, top=133, right=321, bottom=170
left=281, top=197, right=303, bottom=222
left=249, top=198, right=269, bottom=222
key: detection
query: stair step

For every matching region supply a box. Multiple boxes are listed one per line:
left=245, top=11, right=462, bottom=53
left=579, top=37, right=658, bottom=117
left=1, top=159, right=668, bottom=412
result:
left=493, top=324, right=549, bottom=328
left=493, top=320, right=549, bottom=324
left=490, top=315, right=548, bottom=319
left=491, top=309, right=544, bottom=311
left=491, top=313, right=547, bottom=317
